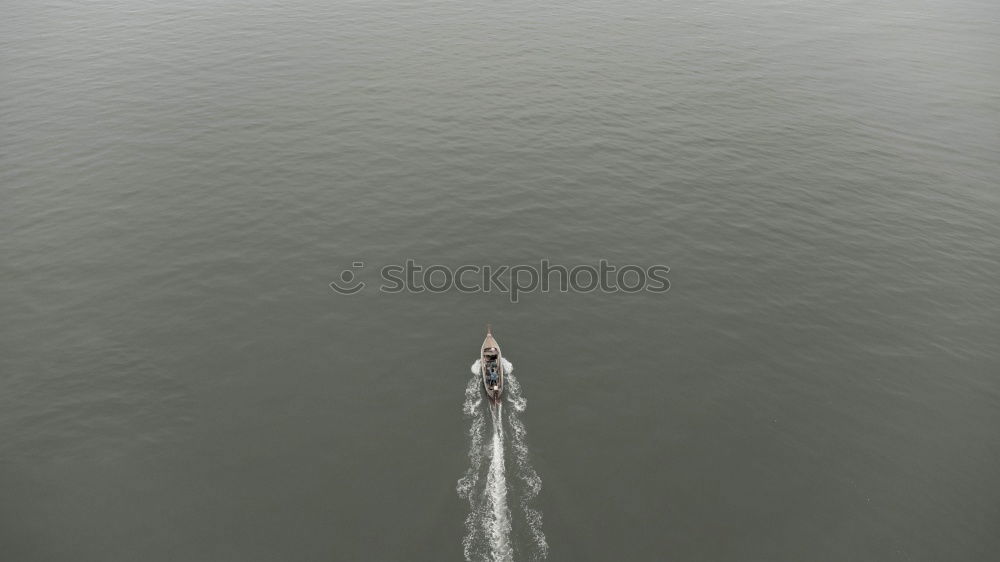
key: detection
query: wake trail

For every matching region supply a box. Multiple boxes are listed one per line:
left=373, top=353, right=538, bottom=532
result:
left=459, top=360, right=546, bottom=561
left=458, top=374, right=486, bottom=560
left=506, top=373, right=549, bottom=560
left=485, top=405, right=512, bottom=561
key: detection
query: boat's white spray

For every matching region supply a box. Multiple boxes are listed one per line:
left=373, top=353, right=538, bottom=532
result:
left=505, top=372, right=549, bottom=560
left=457, top=373, right=487, bottom=560
left=484, top=403, right=512, bottom=561
left=459, top=360, right=547, bottom=561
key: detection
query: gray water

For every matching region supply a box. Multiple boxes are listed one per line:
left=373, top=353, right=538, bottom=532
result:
left=2, top=0, right=999, bottom=560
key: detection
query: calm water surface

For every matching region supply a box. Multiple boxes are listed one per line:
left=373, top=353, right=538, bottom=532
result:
left=2, top=0, right=999, bottom=560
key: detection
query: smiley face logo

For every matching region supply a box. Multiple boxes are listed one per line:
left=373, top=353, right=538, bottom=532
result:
left=329, top=261, right=366, bottom=295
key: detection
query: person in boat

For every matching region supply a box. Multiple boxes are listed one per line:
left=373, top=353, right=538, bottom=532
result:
left=482, top=346, right=499, bottom=386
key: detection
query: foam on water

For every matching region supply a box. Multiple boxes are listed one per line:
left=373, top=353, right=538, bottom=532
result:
left=458, top=360, right=546, bottom=561
left=505, top=374, right=548, bottom=560
left=457, top=375, right=486, bottom=559
left=485, top=405, right=512, bottom=561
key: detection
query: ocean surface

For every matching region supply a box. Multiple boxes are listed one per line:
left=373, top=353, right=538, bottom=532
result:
left=2, top=0, right=999, bottom=560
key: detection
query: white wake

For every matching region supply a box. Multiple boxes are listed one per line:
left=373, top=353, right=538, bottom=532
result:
left=459, top=360, right=547, bottom=561
left=485, top=405, right=512, bottom=561
left=505, top=373, right=549, bottom=560
left=457, top=374, right=487, bottom=560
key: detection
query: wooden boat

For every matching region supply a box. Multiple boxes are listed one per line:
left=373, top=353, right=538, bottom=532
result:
left=480, top=325, right=504, bottom=404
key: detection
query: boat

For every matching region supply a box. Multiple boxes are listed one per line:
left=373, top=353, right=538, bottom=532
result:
left=480, top=324, right=504, bottom=404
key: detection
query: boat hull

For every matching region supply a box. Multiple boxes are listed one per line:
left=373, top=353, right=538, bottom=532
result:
left=480, top=330, right=504, bottom=404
